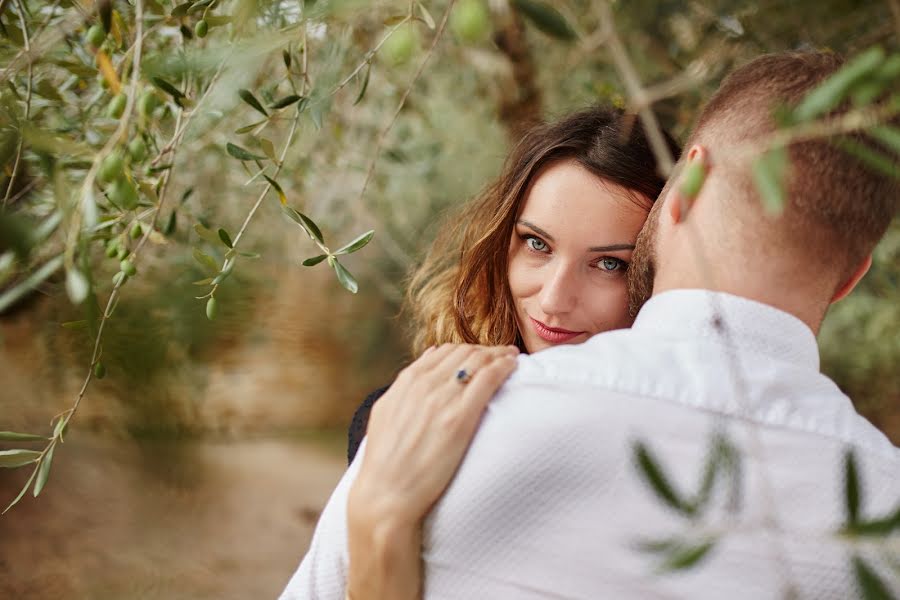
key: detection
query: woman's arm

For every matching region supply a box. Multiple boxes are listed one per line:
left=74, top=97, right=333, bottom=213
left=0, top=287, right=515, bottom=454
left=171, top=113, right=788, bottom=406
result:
left=345, top=343, right=519, bottom=600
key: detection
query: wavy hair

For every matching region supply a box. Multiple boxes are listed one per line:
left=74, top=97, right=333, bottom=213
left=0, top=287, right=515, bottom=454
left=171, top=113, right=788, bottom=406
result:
left=405, top=106, right=680, bottom=355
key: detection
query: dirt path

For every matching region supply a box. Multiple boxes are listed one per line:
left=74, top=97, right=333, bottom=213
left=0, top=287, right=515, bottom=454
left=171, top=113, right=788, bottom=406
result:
left=0, top=433, right=347, bottom=599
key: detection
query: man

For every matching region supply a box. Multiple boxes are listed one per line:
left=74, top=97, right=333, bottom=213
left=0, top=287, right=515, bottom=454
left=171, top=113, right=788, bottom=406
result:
left=286, top=52, right=899, bottom=598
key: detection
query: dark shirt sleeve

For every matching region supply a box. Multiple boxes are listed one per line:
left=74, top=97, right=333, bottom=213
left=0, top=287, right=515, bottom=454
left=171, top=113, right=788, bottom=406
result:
left=347, top=385, right=390, bottom=465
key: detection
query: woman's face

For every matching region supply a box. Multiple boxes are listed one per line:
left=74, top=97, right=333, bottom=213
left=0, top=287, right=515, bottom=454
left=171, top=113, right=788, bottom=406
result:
left=508, top=159, right=651, bottom=354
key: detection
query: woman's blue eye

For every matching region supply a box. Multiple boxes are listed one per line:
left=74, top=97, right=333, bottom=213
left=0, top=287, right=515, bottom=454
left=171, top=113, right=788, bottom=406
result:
left=526, top=237, right=548, bottom=252
left=598, top=258, right=625, bottom=272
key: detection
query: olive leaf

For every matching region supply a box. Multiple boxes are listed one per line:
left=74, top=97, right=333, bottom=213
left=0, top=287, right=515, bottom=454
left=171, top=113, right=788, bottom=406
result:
left=511, top=0, right=576, bottom=41
left=633, top=441, right=694, bottom=516
left=332, top=258, right=359, bottom=294
left=334, top=230, right=374, bottom=255
left=218, top=228, right=234, bottom=248
left=0, top=431, right=48, bottom=442
left=32, top=443, right=55, bottom=497
left=192, top=248, right=219, bottom=275
left=792, top=47, right=884, bottom=122
left=834, top=137, right=899, bottom=180
left=281, top=205, right=324, bottom=244
left=853, top=555, right=895, bottom=600
left=238, top=89, right=269, bottom=116
left=270, top=94, right=303, bottom=109
left=302, top=254, right=328, bottom=267
left=752, top=146, right=789, bottom=215
left=151, top=76, right=185, bottom=100
left=226, top=142, right=266, bottom=161
left=845, top=449, right=862, bottom=526
left=0, top=449, right=42, bottom=468
left=263, top=175, right=287, bottom=204
left=354, top=64, right=371, bottom=106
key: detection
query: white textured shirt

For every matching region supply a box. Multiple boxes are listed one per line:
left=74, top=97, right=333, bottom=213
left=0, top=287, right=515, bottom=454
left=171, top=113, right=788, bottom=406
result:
left=281, top=290, right=900, bottom=599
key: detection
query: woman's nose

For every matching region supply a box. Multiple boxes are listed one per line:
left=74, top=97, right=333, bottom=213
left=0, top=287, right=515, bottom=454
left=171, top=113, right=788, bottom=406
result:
left=538, top=263, right=578, bottom=315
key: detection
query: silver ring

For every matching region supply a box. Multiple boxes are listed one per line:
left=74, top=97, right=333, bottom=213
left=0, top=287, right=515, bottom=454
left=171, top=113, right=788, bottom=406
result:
left=455, top=368, right=473, bottom=384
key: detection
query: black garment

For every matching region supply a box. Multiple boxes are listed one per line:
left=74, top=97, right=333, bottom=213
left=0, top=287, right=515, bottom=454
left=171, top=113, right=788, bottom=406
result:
left=347, top=385, right=389, bottom=465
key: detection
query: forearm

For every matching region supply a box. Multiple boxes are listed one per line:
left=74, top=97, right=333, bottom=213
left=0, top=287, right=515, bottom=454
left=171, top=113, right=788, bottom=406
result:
left=346, top=481, right=424, bottom=600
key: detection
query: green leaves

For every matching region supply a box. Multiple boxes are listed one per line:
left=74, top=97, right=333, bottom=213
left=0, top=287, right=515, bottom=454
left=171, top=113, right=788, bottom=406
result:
left=33, top=443, right=55, bottom=497
left=845, top=449, right=861, bottom=526
left=270, top=95, right=303, bottom=109
left=334, top=230, right=374, bottom=255
left=332, top=258, right=359, bottom=294
left=0, top=432, right=47, bottom=442
left=638, top=537, right=717, bottom=573
left=302, top=254, right=328, bottom=267
left=752, top=146, right=789, bottom=215
left=218, top=228, right=233, bottom=248
left=226, top=142, right=265, bottom=161
left=853, top=556, right=896, bottom=600
left=0, top=449, right=42, bottom=468
left=354, top=65, right=371, bottom=106
left=238, top=89, right=268, bottom=117
left=793, top=47, right=885, bottom=122
left=511, top=0, right=576, bottom=41
left=281, top=205, right=323, bottom=244
left=634, top=441, right=693, bottom=516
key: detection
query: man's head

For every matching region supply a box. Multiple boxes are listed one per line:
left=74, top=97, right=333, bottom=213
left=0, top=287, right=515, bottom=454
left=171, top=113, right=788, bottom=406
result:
left=627, top=51, right=898, bottom=331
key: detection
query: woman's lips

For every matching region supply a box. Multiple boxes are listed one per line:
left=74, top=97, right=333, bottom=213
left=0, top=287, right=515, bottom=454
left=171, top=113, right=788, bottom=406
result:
left=528, top=317, right=585, bottom=344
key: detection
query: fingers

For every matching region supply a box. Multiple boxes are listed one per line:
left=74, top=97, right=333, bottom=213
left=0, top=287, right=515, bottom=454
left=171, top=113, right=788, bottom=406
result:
left=460, top=354, right=517, bottom=420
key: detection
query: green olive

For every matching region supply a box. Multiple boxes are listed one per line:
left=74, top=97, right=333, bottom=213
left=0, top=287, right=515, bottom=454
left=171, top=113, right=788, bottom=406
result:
left=112, top=271, right=128, bottom=286
left=105, top=239, right=119, bottom=258
left=86, top=24, right=106, bottom=48
left=116, top=246, right=130, bottom=260
left=106, top=93, right=128, bottom=119
left=128, top=137, right=148, bottom=163
left=108, top=177, right=139, bottom=210
left=93, top=361, right=106, bottom=379
left=195, top=19, right=209, bottom=38
left=98, top=151, right=124, bottom=184
left=383, top=25, right=418, bottom=66
left=450, top=0, right=491, bottom=44
left=130, top=222, right=143, bottom=239
left=138, top=91, right=159, bottom=118
left=206, top=297, right=218, bottom=320
left=120, top=259, right=137, bottom=277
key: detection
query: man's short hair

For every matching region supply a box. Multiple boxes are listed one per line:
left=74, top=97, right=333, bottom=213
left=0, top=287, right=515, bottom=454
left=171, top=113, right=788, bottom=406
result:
left=689, top=51, right=898, bottom=281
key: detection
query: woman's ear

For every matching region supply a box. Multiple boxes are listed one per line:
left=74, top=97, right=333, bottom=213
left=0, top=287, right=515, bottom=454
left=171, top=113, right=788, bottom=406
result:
left=669, top=145, right=709, bottom=224
left=831, top=255, right=873, bottom=303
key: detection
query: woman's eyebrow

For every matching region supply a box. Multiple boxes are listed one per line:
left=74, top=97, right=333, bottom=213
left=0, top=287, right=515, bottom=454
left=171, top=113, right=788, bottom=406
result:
left=589, top=243, right=635, bottom=252
left=517, top=219, right=554, bottom=242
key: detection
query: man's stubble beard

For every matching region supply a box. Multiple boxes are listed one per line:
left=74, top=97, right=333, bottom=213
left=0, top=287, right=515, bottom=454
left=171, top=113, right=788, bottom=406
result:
left=626, top=198, right=663, bottom=318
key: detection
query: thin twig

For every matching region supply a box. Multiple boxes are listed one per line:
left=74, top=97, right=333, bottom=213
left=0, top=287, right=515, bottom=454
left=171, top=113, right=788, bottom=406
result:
left=598, top=2, right=675, bottom=177
left=3, top=0, right=34, bottom=208
left=330, top=15, right=413, bottom=97
left=351, top=1, right=457, bottom=269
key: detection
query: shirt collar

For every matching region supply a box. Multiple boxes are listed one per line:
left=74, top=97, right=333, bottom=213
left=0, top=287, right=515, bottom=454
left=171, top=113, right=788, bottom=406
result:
left=632, top=289, right=820, bottom=370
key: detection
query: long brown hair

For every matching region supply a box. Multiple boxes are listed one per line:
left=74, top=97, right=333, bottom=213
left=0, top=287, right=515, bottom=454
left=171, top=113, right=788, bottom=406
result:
left=406, top=106, right=680, bottom=355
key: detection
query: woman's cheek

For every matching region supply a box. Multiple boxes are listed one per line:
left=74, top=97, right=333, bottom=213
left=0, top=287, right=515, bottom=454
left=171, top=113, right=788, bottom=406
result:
left=587, top=280, right=632, bottom=332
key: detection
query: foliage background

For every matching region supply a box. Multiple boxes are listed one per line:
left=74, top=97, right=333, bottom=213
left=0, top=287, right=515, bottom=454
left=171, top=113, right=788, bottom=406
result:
left=0, top=0, right=898, bottom=597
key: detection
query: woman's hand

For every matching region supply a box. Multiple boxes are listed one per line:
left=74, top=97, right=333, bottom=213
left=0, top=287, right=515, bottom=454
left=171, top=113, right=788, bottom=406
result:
left=346, top=343, right=519, bottom=600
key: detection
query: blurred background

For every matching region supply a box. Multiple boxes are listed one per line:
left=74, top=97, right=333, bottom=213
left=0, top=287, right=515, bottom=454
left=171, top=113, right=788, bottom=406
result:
left=1, top=0, right=898, bottom=598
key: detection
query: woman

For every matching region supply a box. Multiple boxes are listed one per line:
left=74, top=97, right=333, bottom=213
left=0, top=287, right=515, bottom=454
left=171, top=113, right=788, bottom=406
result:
left=281, top=106, right=679, bottom=599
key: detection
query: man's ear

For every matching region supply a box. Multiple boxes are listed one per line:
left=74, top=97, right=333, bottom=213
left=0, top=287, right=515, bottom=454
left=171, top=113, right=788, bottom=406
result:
left=668, top=145, right=709, bottom=224
left=831, top=255, right=873, bottom=303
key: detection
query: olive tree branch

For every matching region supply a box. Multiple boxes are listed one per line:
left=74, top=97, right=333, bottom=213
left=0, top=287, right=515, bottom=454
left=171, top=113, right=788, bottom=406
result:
left=2, top=0, right=34, bottom=208
left=3, top=0, right=147, bottom=515
left=351, top=0, right=457, bottom=270
left=597, top=1, right=675, bottom=177
left=330, top=14, right=413, bottom=97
